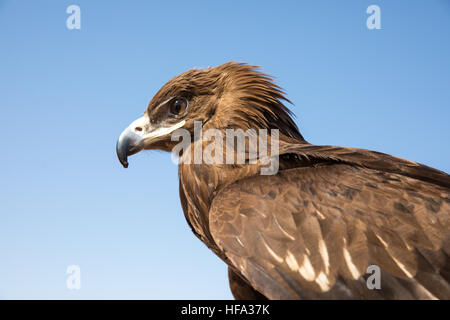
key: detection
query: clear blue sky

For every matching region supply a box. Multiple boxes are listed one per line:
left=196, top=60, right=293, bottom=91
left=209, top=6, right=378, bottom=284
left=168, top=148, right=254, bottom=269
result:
left=0, top=0, right=449, bottom=299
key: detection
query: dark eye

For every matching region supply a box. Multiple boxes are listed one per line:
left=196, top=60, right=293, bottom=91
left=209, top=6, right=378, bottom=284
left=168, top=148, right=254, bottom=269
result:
left=169, top=98, right=188, bottom=116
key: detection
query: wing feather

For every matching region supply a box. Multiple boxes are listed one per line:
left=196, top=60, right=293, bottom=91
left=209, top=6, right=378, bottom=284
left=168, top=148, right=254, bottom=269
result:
left=209, top=164, right=450, bottom=299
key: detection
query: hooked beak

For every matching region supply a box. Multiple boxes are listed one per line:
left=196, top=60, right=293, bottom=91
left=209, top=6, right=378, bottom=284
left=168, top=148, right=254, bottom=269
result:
left=116, top=116, right=186, bottom=168
left=116, top=116, right=149, bottom=168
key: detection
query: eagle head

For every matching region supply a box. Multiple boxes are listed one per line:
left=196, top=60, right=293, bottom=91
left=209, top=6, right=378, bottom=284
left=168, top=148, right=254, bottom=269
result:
left=116, top=62, right=303, bottom=168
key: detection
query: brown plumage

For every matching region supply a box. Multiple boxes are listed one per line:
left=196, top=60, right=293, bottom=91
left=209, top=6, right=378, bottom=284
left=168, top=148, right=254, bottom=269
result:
left=116, top=62, right=450, bottom=299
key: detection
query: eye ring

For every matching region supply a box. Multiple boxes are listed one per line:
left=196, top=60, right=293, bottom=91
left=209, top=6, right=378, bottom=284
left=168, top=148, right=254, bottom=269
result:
left=169, top=97, right=188, bottom=116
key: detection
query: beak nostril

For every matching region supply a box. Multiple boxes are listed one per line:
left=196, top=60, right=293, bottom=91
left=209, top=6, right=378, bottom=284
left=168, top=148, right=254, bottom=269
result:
left=135, top=127, right=143, bottom=132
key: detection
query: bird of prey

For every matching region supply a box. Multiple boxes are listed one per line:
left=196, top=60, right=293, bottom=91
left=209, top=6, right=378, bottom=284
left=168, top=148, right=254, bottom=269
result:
left=116, top=62, right=450, bottom=299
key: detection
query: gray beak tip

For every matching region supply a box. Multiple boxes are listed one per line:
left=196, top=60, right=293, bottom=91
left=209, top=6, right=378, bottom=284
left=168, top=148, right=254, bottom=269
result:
left=116, top=139, right=130, bottom=169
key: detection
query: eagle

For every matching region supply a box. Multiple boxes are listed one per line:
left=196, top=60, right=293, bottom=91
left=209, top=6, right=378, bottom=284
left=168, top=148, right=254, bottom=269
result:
left=116, top=62, right=450, bottom=299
